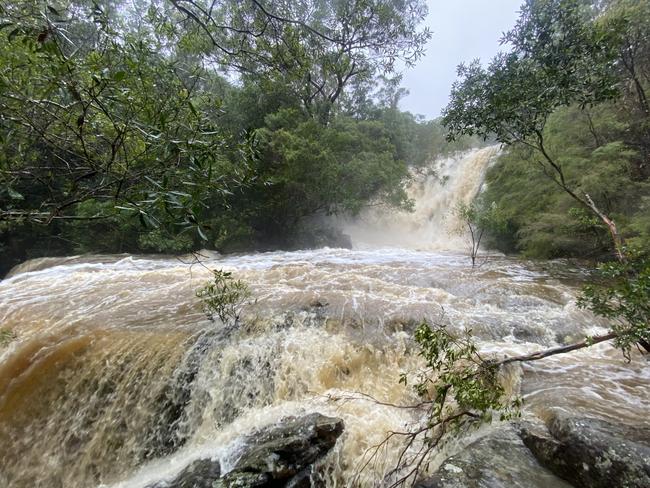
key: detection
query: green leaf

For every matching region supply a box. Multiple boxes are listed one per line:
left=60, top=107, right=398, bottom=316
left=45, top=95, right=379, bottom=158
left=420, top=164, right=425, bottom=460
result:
left=188, top=100, right=198, bottom=117
left=7, top=188, right=24, bottom=201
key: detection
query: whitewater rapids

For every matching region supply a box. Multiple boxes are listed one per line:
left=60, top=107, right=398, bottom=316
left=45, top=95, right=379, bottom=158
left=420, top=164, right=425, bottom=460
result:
left=0, top=148, right=648, bottom=488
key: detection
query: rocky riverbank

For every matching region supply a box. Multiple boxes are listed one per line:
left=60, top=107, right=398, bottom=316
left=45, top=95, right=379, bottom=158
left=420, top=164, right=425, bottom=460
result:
left=144, top=409, right=650, bottom=488
left=148, top=413, right=344, bottom=488
left=420, top=412, right=650, bottom=488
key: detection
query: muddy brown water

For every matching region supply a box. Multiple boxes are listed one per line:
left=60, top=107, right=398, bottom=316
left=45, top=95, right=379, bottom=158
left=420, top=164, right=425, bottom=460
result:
left=0, top=148, right=647, bottom=487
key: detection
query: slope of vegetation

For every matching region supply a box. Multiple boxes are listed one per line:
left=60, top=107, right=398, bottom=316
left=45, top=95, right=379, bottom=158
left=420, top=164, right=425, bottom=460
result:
left=471, top=0, right=650, bottom=259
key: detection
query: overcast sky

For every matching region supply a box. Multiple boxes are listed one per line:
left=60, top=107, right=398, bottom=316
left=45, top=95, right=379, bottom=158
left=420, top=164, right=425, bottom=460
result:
left=399, top=0, right=523, bottom=119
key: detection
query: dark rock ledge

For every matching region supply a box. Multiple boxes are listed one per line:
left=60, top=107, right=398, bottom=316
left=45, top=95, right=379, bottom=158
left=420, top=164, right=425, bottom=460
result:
left=419, top=413, right=650, bottom=488
left=520, top=413, right=650, bottom=488
left=416, top=423, right=572, bottom=488
left=148, top=413, right=344, bottom=488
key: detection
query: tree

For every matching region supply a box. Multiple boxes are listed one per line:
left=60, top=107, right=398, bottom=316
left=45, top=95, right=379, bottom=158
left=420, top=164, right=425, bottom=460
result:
left=442, top=0, right=632, bottom=256
left=0, top=0, right=249, bottom=237
left=597, top=0, right=650, bottom=179
left=246, top=109, right=412, bottom=245
left=453, top=200, right=505, bottom=267
left=475, top=113, right=650, bottom=259
left=167, top=0, right=431, bottom=122
left=443, top=0, right=650, bottom=260
left=196, top=269, right=251, bottom=324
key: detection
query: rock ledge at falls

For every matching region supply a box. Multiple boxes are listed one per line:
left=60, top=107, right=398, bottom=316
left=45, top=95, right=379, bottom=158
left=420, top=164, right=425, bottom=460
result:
left=415, top=423, right=572, bottom=488
left=519, top=413, right=650, bottom=488
left=418, top=414, right=650, bottom=488
left=149, top=413, right=344, bottom=488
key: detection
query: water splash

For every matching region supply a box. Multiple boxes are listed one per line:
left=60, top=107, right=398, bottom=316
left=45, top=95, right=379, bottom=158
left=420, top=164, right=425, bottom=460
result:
left=339, top=146, right=501, bottom=250
left=1, top=146, right=649, bottom=487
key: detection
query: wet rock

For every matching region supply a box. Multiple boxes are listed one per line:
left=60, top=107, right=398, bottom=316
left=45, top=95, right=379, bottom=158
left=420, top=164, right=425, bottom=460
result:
left=149, top=458, right=221, bottom=488
left=416, top=424, right=572, bottom=488
left=308, top=298, right=329, bottom=308
left=149, top=413, right=343, bottom=488
left=219, top=413, right=343, bottom=487
left=519, top=413, right=650, bottom=488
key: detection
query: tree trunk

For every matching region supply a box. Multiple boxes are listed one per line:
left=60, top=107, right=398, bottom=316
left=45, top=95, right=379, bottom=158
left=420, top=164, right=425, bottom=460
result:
left=584, top=194, right=626, bottom=262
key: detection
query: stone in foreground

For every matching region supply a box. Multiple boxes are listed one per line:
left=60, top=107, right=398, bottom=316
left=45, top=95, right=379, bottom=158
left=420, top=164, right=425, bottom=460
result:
left=520, top=413, right=650, bottom=488
left=416, top=424, right=573, bottom=488
left=150, top=413, right=343, bottom=488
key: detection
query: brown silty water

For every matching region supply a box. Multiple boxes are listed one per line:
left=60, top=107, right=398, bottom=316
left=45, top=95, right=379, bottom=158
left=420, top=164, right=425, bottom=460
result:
left=0, top=148, right=648, bottom=488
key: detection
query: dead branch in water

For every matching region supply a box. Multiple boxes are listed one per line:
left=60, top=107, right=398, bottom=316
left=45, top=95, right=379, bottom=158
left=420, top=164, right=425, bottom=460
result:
left=354, top=410, right=480, bottom=488
left=493, top=331, right=619, bottom=366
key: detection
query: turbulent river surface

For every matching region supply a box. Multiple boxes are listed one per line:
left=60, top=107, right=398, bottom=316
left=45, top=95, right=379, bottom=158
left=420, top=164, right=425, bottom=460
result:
left=1, top=147, right=648, bottom=488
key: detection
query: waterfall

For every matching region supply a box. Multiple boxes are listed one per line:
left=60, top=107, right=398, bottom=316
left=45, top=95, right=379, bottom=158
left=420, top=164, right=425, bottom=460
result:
left=0, top=147, right=648, bottom=487
left=339, top=145, right=500, bottom=250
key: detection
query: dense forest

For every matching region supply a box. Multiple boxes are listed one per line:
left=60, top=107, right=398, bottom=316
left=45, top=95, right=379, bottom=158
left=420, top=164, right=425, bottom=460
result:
left=1, top=0, right=649, bottom=271
left=455, top=0, right=650, bottom=260
left=0, top=0, right=458, bottom=275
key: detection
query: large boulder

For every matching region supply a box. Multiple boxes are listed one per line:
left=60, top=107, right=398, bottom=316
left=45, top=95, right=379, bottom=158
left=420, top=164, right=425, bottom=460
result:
left=416, top=424, right=572, bottom=488
left=149, top=413, right=343, bottom=488
left=519, top=413, right=650, bottom=488
left=219, top=413, right=343, bottom=487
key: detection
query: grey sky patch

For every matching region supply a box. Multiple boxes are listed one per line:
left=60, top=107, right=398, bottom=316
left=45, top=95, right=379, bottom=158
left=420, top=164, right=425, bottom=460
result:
left=400, top=0, right=522, bottom=120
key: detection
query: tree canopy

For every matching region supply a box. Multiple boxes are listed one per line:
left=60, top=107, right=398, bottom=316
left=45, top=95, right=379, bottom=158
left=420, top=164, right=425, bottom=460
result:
left=0, top=0, right=437, bottom=274
left=167, top=0, right=430, bottom=121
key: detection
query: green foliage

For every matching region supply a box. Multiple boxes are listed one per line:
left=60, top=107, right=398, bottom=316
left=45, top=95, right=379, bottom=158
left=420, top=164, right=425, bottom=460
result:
left=0, top=0, right=436, bottom=273
left=172, top=0, right=431, bottom=122
left=196, top=270, right=251, bottom=324
left=454, top=200, right=507, bottom=236
left=479, top=104, right=650, bottom=258
left=403, top=323, right=521, bottom=425
left=446, top=0, right=650, bottom=259
left=257, top=110, right=412, bottom=223
left=138, top=230, right=195, bottom=254
left=453, top=199, right=506, bottom=266
left=443, top=0, right=621, bottom=145
left=578, top=249, right=650, bottom=357
left=387, top=322, right=521, bottom=485
left=0, top=1, right=250, bottom=257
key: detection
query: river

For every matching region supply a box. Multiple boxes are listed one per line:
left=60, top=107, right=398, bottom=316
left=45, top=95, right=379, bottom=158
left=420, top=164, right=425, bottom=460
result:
left=0, top=147, right=648, bottom=487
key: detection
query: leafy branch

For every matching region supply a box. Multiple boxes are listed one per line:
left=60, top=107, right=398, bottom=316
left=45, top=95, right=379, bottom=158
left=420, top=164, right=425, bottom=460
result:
left=196, top=269, right=251, bottom=324
left=358, top=322, right=521, bottom=487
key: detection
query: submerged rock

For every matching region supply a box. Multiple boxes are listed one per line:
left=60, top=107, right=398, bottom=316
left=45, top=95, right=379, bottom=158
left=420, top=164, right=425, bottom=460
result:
left=519, top=413, right=650, bottom=488
left=416, top=424, right=572, bottom=488
left=149, top=413, right=343, bottom=488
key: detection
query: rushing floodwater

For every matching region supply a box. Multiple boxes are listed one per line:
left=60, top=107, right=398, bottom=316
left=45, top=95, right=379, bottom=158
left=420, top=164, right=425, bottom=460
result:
left=0, top=148, right=648, bottom=488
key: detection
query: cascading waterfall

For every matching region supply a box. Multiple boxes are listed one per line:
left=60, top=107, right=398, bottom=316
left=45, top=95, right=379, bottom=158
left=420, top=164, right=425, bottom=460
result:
left=339, top=145, right=501, bottom=251
left=0, top=148, right=648, bottom=488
